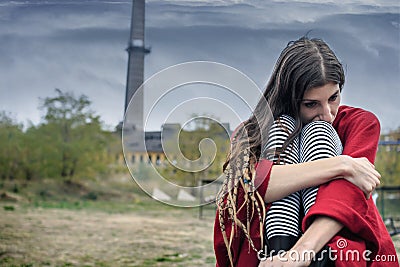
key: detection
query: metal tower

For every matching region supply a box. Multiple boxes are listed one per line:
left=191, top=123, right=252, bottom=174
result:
left=124, top=0, right=150, bottom=127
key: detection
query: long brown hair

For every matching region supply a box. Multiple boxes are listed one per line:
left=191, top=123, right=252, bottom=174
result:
left=216, top=37, right=345, bottom=265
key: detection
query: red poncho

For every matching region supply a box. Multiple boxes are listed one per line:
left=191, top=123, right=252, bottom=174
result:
left=213, top=105, right=398, bottom=266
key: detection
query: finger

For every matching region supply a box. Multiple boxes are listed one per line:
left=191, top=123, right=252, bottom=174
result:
left=369, top=161, right=375, bottom=169
left=366, top=169, right=381, bottom=184
left=361, top=157, right=374, bottom=167
left=362, top=185, right=369, bottom=199
left=371, top=168, right=380, bottom=178
left=373, top=173, right=381, bottom=186
left=366, top=182, right=374, bottom=197
left=369, top=178, right=378, bottom=191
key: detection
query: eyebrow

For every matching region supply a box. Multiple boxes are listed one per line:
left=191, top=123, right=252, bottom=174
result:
left=301, top=89, right=340, bottom=102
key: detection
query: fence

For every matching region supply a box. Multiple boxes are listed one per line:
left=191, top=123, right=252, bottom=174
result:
left=375, top=186, right=400, bottom=236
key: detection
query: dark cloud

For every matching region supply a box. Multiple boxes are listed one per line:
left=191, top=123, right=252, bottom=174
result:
left=144, top=10, right=399, bottom=131
left=0, top=0, right=398, bottom=132
left=145, top=0, right=398, bottom=28
left=49, top=27, right=127, bottom=44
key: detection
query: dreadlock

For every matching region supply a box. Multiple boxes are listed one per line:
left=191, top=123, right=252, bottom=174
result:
left=216, top=117, right=269, bottom=266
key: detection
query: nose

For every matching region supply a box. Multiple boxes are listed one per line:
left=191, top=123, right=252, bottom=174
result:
left=320, top=104, right=333, bottom=123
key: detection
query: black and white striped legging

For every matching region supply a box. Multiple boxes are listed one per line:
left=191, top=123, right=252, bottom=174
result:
left=263, top=115, right=343, bottom=240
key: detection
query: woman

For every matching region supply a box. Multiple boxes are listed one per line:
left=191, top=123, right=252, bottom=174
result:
left=214, top=37, right=398, bottom=266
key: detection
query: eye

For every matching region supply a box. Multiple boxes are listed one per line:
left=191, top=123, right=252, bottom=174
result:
left=304, top=102, right=317, bottom=108
left=329, top=94, right=338, bottom=102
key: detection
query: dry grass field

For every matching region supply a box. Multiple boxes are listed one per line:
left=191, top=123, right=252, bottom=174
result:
left=0, top=203, right=216, bottom=267
left=0, top=175, right=219, bottom=267
left=0, top=176, right=399, bottom=266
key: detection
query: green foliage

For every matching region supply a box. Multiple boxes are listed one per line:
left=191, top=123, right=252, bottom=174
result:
left=0, top=111, right=24, bottom=179
left=37, top=89, right=110, bottom=179
left=0, top=89, right=116, bottom=181
left=375, top=128, right=400, bottom=186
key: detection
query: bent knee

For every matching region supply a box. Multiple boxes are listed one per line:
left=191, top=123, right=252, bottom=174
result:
left=302, top=120, right=335, bottom=133
left=300, top=121, right=342, bottom=160
left=268, top=115, right=296, bottom=135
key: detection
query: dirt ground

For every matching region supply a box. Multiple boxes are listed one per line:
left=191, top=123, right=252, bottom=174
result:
left=0, top=204, right=216, bottom=267
left=1, top=203, right=399, bottom=267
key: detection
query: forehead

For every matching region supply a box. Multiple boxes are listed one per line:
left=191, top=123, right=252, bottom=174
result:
left=303, top=83, right=339, bottom=100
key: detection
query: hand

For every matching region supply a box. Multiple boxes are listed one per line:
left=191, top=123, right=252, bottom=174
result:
left=340, top=155, right=381, bottom=199
left=258, top=251, right=311, bottom=267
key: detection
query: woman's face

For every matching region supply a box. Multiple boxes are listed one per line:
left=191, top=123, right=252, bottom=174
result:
left=299, top=82, right=341, bottom=124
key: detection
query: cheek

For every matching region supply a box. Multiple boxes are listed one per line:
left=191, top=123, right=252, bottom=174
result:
left=331, top=102, right=340, bottom=117
left=333, top=95, right=341, bottom=115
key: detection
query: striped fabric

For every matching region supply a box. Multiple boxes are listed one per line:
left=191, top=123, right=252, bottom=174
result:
left=264, top=116, right=343, bottom=240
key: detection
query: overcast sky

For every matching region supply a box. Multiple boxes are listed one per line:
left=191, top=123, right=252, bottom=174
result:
left=0, top=0, right=399, bottom=133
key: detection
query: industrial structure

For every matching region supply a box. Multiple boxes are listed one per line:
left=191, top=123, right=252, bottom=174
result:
left=119, top=0, right=230, bottom=168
